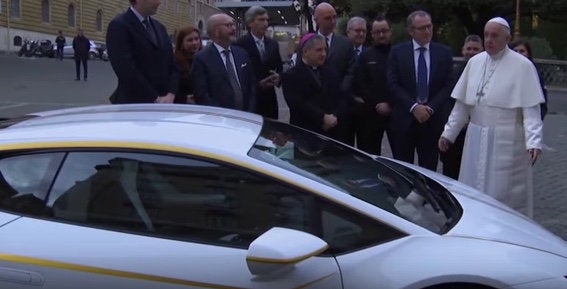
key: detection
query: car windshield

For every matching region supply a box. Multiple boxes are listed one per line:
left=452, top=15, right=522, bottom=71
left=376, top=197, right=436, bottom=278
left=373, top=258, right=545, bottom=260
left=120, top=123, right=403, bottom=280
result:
left=248, top=119, right=462, bottom=234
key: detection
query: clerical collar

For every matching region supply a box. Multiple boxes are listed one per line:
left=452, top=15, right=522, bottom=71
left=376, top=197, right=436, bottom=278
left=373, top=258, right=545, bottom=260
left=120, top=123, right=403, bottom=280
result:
left=301, top=59, right=319, bottom=70
left=488, top=47, right=508, bottom=60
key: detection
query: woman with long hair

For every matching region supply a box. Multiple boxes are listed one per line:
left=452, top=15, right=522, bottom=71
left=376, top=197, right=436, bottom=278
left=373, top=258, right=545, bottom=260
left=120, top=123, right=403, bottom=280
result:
left=174, top=26, right=203, bottom=104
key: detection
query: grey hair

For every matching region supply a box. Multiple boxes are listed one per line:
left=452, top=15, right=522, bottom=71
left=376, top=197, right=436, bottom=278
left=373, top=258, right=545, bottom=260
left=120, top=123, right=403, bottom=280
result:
left=347, top=16, right=367, bottom=31
left=302, top=34, right=326, bottom=51
left=406, top=10, right=431, bottom=28
left=464, top=34, right=482, bottom=44
left=245, top=6, right=268, bottom=24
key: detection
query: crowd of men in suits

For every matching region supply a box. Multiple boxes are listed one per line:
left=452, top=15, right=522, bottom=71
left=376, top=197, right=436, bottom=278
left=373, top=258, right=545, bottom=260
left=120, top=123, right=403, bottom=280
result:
left=103, top=0, right=468, bottom=179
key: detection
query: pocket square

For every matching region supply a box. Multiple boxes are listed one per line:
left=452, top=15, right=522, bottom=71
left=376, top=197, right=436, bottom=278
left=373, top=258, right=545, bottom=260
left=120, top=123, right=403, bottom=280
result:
left=240, top=63, right=248, bottom=68
left=367, top=61, right=377, bottom=65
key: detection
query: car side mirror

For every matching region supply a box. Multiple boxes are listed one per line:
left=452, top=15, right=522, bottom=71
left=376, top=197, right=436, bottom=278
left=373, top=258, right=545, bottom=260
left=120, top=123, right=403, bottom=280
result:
left=246, top=227, right=328, bottom=275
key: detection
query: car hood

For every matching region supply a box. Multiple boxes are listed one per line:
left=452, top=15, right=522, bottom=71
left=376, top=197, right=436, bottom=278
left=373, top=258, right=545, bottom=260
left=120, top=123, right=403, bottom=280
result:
left=425, top=171, right=567, bottom=259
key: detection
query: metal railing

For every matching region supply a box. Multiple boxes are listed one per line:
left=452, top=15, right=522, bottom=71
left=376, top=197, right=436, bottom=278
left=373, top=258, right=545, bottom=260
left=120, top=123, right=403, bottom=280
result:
left=454, top=57, right=567, bottom=89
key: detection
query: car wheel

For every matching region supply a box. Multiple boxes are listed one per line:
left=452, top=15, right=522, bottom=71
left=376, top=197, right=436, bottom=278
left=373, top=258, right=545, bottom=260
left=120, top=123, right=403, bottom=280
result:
left=89, top=52, right=97, bottom=60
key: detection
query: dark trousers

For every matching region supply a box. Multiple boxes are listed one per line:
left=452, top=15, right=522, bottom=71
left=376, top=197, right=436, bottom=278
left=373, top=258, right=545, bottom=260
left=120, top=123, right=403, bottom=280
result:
left=390, top=120, right=440, bottom=171
left=257, top=91, right=278, bottom=119
left=75, top=57, right=88, bottom=80
left=354, top=102, right=391, bottom=155
left=57, top=46, right=64, bottom=60
left=440, top=129, right=466, bottom=180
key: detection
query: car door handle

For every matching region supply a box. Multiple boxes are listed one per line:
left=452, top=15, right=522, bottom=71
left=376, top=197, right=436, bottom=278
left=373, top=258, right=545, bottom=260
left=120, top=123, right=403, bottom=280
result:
left=0, top=267, right=44, bottom=286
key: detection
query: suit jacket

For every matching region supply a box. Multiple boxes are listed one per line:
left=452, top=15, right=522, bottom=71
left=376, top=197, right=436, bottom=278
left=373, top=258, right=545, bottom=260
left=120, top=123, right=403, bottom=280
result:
left=357, top=44, right=391, bottom=109
left=326, top=33, right=356, bottom=94
left=387, top=41, right=453, bottom=131
left=235, top=34, right=282, bottom=118
left=192, top=43, right=256, bottom=112
left=281, top=60, right=347, bottom=138
left=106, top=9, right=179, bottom=104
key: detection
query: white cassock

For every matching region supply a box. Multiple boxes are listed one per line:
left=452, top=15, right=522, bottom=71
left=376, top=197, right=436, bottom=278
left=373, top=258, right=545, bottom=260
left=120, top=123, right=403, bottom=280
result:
left=442, top=48, right=544, bottom=217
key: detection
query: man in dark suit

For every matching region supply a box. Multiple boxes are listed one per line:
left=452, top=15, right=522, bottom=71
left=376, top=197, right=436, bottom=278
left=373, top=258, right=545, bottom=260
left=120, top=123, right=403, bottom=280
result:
left=313, top=2, right=356, bottom=145
left=72, top=29, right=90, bottom=81
left=356, top=16, right=393, bottom=155
left=235, top=6, right=282, bottom=119
left=440, top=34, right=483, bottom=179
left=192, top=13, right=256, bottom=113
left=387, top=10, right=453, bottom=170
left=106, top=0, right=178, bottom=104
left=282, top=34, right=346, bottom=140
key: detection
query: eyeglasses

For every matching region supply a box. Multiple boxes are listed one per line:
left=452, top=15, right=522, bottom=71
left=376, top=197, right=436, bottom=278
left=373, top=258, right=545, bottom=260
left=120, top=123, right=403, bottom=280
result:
left=412, top=24, right=433, bottom=32
left=372, top=29, right=391, bottom=35
left=350, top=28, right=367, bottom=34
left=220, top=22, right=235, bottom=28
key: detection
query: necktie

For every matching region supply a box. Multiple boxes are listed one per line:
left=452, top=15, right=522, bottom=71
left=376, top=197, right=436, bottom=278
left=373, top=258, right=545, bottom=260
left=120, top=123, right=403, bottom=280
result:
left=354, top=48, right=360, bottom=62
left=326, top=37, right=331, bottom=49
left=256, top=39, right=266, bottom=61
left=142, top=18, right=157, bottom=45
left=223, top=49, right=244, bottom=109
left=417, top=47, right=429, bottom=103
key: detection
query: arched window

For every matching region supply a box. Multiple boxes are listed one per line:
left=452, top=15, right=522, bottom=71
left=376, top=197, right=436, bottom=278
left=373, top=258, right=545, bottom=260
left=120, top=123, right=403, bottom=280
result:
left=10, top=0, right=21, bottom=18
left=68, top=4, right=75, bottom=27
left=42, top=0, right=50, bottom=22
left=96, top=10, right=103, bottom=32
left=13, top=36, right=22, bottom=46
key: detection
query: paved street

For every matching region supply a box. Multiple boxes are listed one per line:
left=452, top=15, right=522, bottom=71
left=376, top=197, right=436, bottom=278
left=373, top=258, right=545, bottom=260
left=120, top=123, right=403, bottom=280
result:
left=0, top=55, right=566, bottom=240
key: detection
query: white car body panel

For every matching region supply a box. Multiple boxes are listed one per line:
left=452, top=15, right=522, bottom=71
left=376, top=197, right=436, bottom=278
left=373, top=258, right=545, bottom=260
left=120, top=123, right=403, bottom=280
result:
left=0, top=218, right=341, bottom=289
left=0, top=104, right=565, bottom=289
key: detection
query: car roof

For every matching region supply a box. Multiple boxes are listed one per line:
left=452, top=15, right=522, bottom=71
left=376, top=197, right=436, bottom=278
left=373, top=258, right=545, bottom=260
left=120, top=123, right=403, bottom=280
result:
left=0, top=104, right=264, bottom=155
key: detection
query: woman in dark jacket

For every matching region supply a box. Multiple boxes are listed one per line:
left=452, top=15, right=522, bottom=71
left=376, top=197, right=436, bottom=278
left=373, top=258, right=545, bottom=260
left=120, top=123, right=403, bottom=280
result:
left=174, top=26, right=203, bottom=104
left=510, top=39, right=548, bottom=120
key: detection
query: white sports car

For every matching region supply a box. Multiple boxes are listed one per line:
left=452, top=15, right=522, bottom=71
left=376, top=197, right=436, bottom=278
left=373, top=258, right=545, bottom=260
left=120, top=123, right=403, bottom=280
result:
left=0, top=104, right=565, bottom=289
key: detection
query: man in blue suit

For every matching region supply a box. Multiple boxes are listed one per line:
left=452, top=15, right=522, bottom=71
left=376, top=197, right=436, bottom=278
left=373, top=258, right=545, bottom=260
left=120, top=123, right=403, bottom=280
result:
left=192, top=13, right=257, bottom=113
left=106, top=0, right=179, bottom=104
left=387, top=10, right=453, bottom=171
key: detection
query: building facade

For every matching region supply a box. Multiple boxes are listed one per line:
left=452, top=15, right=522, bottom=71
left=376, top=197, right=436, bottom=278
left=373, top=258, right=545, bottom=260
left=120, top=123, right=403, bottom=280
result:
left=0, top=0, right=220, bottom=52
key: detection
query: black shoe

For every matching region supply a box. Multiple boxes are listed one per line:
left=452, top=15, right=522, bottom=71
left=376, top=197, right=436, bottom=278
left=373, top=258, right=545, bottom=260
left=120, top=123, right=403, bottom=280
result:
left=84, top=77, right=87, bottom=81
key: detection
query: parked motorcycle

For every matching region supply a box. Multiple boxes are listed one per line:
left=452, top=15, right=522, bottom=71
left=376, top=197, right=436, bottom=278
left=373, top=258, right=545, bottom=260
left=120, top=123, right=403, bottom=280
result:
left=17, top=39, right=31, bottom=57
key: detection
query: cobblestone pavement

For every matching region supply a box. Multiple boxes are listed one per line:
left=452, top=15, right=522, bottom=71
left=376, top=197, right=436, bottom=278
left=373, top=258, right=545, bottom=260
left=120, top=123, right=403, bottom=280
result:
left=1, top=55, right=566, bottom=240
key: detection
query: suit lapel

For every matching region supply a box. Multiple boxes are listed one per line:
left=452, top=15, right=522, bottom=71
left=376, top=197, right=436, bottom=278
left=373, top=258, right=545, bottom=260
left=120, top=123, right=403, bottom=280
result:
left=408, top=42, right=417, bottom=86
left=231, top=46, right=244, bottom=84
left=126, top=10, right=159, bottom=47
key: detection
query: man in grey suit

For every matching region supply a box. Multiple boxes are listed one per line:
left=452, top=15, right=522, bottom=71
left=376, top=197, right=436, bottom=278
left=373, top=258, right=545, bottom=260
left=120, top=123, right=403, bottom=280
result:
left=313, top=2, right=356, bottom=145
left=192, top=13, right=256, bottom=112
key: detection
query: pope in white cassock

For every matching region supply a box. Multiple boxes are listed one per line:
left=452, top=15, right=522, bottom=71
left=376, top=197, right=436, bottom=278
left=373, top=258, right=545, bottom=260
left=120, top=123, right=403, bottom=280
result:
left=438, top=17, right=544, bottom=218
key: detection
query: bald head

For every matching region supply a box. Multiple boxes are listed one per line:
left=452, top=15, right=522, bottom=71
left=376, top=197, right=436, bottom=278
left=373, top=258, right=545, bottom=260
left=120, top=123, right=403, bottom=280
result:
left=206, top=13, right=236, bottom=48
left=314, top=3, right=337, bottom=35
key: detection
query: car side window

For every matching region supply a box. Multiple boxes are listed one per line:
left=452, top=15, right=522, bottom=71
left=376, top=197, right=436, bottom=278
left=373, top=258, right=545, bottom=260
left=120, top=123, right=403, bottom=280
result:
left=46, top=151, right=402, bottom=252
left=0, top=152, right=65, bottom=217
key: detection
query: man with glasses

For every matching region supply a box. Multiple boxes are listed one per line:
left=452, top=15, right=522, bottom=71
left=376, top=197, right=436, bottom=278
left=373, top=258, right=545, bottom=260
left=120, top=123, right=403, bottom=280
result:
left=355, top=16, right=394, bottom=155
left=346, top=16, right=369, bottom=152
left=192, top=13, right=257, bottom=112
left=387, top=10, right=453, bottom=170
